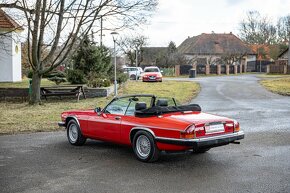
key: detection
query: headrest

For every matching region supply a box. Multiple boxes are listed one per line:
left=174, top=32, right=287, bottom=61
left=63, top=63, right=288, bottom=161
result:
left=135, top=102, right=147, bottom=111
left=156, top=99, right=168, bottom=107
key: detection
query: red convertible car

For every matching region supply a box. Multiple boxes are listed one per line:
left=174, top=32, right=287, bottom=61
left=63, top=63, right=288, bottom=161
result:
left=58, top=94, right=244, bottom=162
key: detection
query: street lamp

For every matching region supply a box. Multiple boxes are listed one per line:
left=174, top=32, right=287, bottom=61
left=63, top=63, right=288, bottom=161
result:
left=111, top=31, right=119, bottom=97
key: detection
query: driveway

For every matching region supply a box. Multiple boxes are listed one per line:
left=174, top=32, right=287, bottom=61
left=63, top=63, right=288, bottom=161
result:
left=1, top=74, right=290, bottom=193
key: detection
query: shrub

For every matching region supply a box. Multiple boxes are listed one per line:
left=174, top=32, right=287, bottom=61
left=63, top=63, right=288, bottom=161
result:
left=87, top=72, right=111, bottom=88
left=67, top=69, right=87, bottom=84
left=27, top=70, right=33, bottom=78
left=27, top=70, right=65, bottom=79
left=88, top=78, right=111, bottom=88
left=117, top=73, right=129, bottom=84
left=47, top=71, right=66, bottom=78
left=48, top=76, right=66, bottom=85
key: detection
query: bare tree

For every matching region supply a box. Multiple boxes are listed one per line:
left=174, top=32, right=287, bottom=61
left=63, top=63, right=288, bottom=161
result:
left=276, top=15, right=290, bottom=65
left=239, top=11, right=277, bottom=44
left=220, top=53, right=246, bottom=65
left=118, top=35, right=148, bottom=66
left=277, top=15, right=290, bottom=43
left=0, top=0, right=157, bottom=104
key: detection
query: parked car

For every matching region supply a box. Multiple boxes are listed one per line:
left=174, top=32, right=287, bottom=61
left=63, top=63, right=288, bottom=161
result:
left=142, top=66, right=162, bottom=82
left=58, top=94, right=244, bottom=162
left=123, top=67, right=143, bottom=80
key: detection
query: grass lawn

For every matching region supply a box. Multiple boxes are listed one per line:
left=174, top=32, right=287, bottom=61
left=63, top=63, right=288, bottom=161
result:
left=260, top=76, right=290, bottom=96
left=257, top=74, right=290, bottom=79
left=0, top=80, right=199, bottom=135
left=0, top=78, right=67, bottom=88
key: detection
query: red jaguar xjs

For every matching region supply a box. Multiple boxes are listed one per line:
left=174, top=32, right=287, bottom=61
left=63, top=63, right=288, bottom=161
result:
left=58, top=94, right=244, bottom=162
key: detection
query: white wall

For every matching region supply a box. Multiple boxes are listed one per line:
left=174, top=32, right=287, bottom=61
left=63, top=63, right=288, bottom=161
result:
left=0, top=31, right=22, bottom=82
left=247, top=54, right=256, bottom=62
left=12, top=32, right=22, bottom=82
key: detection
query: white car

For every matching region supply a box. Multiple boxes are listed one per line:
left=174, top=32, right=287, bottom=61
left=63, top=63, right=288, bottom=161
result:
left=123, top=67, right=143, bottom=80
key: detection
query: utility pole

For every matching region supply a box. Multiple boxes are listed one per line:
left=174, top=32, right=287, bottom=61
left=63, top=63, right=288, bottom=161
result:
left=135, top=48, right=138, bottom=80
left=100, top=16, right=103, bottom=47
left=288, top=35, right=290, bottom=66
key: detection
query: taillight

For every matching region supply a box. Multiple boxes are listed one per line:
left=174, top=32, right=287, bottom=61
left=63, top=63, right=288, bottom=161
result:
left=234, top=120, right=240, bottom=132
left=180, top=125, right=196, bottom=139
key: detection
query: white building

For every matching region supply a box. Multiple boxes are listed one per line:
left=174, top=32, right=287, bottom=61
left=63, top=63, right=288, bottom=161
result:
left=0, top=9, right=23, bottom=82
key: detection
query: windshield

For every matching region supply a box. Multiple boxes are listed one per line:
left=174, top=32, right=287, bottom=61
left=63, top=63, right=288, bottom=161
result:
left=104, top=95, right=155, bottom=116
left=144, top=68, right=159, bottom=72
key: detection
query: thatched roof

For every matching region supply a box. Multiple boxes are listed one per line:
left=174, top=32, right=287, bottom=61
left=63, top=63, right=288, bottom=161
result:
left=0, top=9, right=24, bottom=31
left=178, top=33, right=254, bottom=55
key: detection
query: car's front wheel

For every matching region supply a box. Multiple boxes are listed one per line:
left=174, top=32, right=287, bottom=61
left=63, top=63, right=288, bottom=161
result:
left=67, top=119, right=86, bottom=146
left=133, top=131, right=160, bottom=162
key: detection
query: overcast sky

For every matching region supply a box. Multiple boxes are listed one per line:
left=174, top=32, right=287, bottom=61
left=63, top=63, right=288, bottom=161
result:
left=103, top=0, right=290, bottom=48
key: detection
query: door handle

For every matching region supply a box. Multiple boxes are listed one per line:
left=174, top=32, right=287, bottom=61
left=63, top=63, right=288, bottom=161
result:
left=115, top=116, right=121, bottom=120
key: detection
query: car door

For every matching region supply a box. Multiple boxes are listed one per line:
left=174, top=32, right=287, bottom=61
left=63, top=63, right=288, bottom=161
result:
left=88, top=98, right=130, bottom=143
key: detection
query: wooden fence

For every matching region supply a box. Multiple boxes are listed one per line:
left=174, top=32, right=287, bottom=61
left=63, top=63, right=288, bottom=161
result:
left=268, top=65, right=289, bottom=74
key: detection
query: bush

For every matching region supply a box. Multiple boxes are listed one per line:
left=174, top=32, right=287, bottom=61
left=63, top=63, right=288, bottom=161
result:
left=48, top=76, right=66, bottom=85
left=27, top=70, right=65, bottom=79
left=117, top=73, right=129, bottom=84
left=67, top=69, right=87, bottom=84
left=87, top=72, right=111, bottom=88
left=27, top=70, right=33, bottom=78
left=88, top=78, right=111, bottom=88
left=47, top=71, right=66, bottom=78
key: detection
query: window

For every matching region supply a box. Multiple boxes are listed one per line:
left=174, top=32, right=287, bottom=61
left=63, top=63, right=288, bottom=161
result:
left=125, top=97, right=152, bottom=116
left=144, top=68, right=159, bottom=72
left=155, top=97, right=179, bottom=106
left=104, top=96, right=153, bottom=116
left=105, top=99, right=130, bottom=115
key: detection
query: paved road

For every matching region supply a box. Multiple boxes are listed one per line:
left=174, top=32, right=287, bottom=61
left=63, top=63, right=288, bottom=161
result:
left=1, top=75, right=290, bottom=193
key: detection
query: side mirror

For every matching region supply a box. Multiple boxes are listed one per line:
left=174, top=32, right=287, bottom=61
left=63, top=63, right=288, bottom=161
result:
left=95, top=107, right=102, bottom=115
left=160, top=70, right=164, bottom=73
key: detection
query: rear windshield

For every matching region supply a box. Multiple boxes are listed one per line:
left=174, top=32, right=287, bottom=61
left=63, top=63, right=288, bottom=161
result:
left=144, top=68, right=159, bottom=72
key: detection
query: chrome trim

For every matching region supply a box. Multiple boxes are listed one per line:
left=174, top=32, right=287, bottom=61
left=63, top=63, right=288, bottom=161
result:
left=156, top=131, right=244, bottom=143
left=129, top=127, right=156, bottom=143
left=65, top=116, right=80, bottom=128
left=58, top=122, right=65, bottom=127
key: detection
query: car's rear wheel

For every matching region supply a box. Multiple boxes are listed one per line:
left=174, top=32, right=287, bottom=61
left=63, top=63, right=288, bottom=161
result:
left=130, top=74, right=136, bottom=80
left=67, top=119, right=86, bottom=146
left=133, top=131, right=160, bottom=162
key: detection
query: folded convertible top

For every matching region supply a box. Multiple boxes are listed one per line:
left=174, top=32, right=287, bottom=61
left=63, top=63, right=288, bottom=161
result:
left=135, top=104, right=201, bottom=117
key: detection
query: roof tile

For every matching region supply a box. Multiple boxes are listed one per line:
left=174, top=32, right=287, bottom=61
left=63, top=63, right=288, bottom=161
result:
left=0, top=9, right=24, bottom=30
left=178, top=33, right=254, bottom=55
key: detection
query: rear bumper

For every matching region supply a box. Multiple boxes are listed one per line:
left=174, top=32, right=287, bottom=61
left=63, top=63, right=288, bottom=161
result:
left=58, top=122, right=66, bottom=127
left=155, top=131, right=245, bottom=149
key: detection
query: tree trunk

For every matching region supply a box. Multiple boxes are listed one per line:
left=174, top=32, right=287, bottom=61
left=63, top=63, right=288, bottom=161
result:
left=29, top=72, right=42, bottom=105
left=288, top=37, right=290, bottom=66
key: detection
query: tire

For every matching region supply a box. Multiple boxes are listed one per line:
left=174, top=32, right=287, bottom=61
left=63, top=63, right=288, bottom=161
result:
left=66, top=119, right=86, bottom=146
left=130, top=74, right=136, bottom=80
left=192, top=148, right=210, bottom=154
left=133, top=131, right=160, bottom=162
